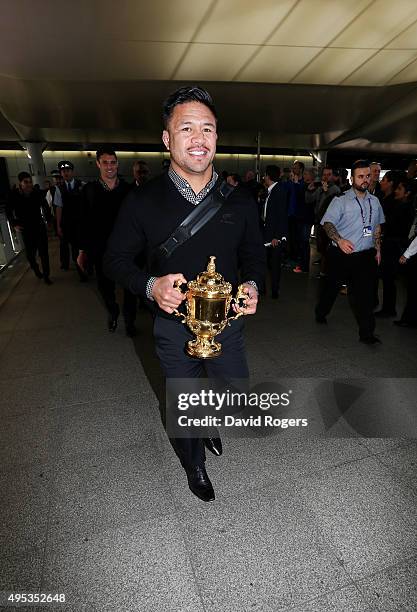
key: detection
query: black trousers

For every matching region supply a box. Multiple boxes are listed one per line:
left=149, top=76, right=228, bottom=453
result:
left=268, top=244, right=283, bottom=296
left=22, top=227, right=50, bottom=278
left=287, top=216, right=298, bottom=260
left=94, top=257, right=137, bottom=323
left=153, top=316, right=248, bottom=469
left=296, top=221, right=312, bottom=272
left=399, top=253, right=417, bottom=325
left=379, top=240, right=403, bottom=314
left=316, top=246, right=378, bottom=339
left=60, top=229, right=86, bottom=280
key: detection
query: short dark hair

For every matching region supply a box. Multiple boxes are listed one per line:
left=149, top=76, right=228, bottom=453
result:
left=96, top=147, right=117, bottom=161
left=383, top=170, right=405, bottom=190
left=162, top=86, right=217, bottom=128
left=18, top=171, right=31, bottom=182
left=265, top=165, right=280, bottom=182
left=293, top=160, right=305, bottom=172
left=351, top=159, right=370, bottom=175
left=322, top=166, right=334, bottom=174
left=228, top=173, right=242, bottom=184
left=398, top=178, right=413, bottom=194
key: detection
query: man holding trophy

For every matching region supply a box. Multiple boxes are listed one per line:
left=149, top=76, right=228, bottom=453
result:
left=104, top=86, right=265, bottom=502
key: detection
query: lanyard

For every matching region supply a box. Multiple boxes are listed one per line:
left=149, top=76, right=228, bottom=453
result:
left=355, top=196, right=372, bottom=225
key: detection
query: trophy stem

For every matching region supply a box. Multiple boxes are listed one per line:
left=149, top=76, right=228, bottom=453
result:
left=186, top=336, right=222, bottom=359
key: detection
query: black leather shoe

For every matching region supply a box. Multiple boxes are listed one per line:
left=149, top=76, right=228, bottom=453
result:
left=33, top=267, right=43, bottom=279
left=108, top=316, right=118, bottom=332
left=359, top=335, right=381, bottom=344
left=203, top=436, right=223, bottom=456
left=186, top=465, right=215, bottom=502
left=315, top=315, right=327, bottom=324
left=44, top=277, right=53, bottom=285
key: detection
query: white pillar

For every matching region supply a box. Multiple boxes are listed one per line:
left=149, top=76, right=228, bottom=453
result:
left=21, top=142, right=47, bottom=186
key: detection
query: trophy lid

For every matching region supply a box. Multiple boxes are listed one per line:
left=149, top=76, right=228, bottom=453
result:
left=190, top=256, right=232, bottom=295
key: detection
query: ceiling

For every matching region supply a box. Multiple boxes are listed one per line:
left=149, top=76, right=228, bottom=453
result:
left=1, top=0, right=417, bottom=153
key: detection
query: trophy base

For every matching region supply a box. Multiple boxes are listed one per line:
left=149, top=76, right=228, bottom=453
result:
left=186, top=338, right=222, bottom=359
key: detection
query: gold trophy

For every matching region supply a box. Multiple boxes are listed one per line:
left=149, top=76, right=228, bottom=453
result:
left=173, top=256, right=247, bottom=358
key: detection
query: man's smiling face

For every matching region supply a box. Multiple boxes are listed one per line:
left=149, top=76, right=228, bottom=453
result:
left=162, top=101, right=217, bottom=180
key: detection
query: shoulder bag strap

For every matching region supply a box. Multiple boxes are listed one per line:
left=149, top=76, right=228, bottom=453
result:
left=156, top=181, right=233, bottom=260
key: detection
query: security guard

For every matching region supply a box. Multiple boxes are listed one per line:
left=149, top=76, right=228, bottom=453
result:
left=315, top=160, right=385, bottom=344
left=55, top=160, right=87, bottom=280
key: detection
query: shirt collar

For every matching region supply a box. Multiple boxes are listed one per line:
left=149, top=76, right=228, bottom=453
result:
left=168, top=165, right=218, bottom=205
left=267, top=182, right=277, bottom=193
left=99, top=177, right=119, bottom=191
left=346, top=187, right=370, bottom=200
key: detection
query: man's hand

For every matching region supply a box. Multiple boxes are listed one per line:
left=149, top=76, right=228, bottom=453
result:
left=232, top=283, right=258, bottom=316
left=271, top=238, right=280, bottom=248
left=77, top=251, right=88, bottom=272
left=152, top=273, right=187, bottom=313
left=337, top=238, right=355, bottom=254
left=399, top=255, right=408, bottom=264
left=322, top=181, right=328, bottom=192
left=375, top=250, right=381, bottom=266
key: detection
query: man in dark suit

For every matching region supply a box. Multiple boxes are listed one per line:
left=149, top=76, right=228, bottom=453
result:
left=262, top=165, right=288, bottom=298
left=6, top=172, right=52, bottom=284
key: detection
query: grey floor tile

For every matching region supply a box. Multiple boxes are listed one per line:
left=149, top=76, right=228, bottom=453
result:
left=373, top=440, right=417, bottom=480
left=358, top=438, right=410, bottom=455
left=2, top=248, right=417, bottom=612
left=0, top=365, right=149, bottom=415
left=54, top=394, right=161, bottom=460
left=298, top=456, right=417, bottom=580
left=0, top=405, right=59, bottom=467
left=48, top=442, right=174, bottom=544
left=178, top=485, right=351, bottom=612
left=0, top=331, right=12, bottom=352
left=0, top=463, right=51, bottom=591
left=356, top=556, right=417, bottom=612
left=0, top=334, right=143, bottom=379
left=0, top=294, right=29, bottom=332
left=278, top=584, right=376, bottom=611
left=41, top=516, right=204, bottom=612
left=160, top=435, right=373, bottom=512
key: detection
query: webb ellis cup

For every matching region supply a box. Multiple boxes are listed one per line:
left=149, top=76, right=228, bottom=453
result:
left=173, top=256, right=247, bottom=358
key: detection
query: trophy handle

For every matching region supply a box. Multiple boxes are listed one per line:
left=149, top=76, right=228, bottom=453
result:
left=172, top=279, right=187, bottom=323
left=228, top=284, right=247, bottom=321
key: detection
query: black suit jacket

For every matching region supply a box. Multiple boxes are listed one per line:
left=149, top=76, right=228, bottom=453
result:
left=263, top=183, right=288, bottom=243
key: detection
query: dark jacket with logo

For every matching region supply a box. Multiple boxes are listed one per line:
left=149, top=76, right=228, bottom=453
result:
left=104, top=172, right=266, bottom=319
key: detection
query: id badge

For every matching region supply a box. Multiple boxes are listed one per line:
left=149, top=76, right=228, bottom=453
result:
left=363, top=225, right=372, bottom=237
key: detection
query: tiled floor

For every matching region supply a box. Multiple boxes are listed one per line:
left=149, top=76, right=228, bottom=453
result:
left=0, top=244, right=416, bottom=611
